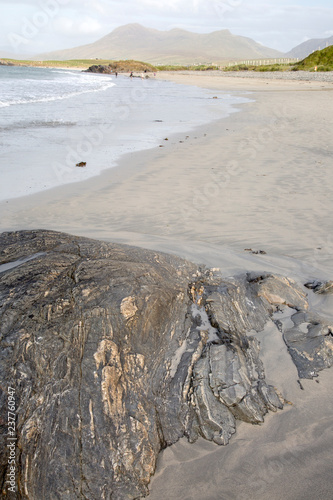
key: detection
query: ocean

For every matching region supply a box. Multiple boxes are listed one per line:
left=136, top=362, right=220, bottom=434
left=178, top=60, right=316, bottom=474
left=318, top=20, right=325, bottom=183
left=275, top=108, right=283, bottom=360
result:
left=0, top=65, right=248, bottom=201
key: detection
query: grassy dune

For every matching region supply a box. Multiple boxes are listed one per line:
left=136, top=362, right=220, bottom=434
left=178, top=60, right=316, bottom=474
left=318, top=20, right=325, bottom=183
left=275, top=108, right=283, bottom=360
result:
left=293, top=45, right=333, bottom=71
left=224, top=45, right=333, bottom=72
left=0, top=59, right=157, bottom=71
left=223, top=62, right=294, bottom=72
left=0, top=58, right=221, bottom=72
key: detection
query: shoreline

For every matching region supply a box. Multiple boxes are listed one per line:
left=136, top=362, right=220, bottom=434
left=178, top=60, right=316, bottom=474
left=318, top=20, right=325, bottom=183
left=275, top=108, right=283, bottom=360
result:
left=0, top=69, right=244, bottom=202
left=2, top=73, right=332, bottom=275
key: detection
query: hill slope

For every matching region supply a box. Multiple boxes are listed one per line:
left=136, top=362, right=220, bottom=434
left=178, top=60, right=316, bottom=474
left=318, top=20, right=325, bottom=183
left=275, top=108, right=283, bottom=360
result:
left=294, top=45, right=333, bottom=71
left=286, top=35, right=333, bottom=60
left=33, top=23, right=283, bottom=64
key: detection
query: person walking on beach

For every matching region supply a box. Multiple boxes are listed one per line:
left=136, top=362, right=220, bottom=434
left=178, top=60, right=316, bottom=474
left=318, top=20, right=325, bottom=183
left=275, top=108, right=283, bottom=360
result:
left=130, top=71, right=133, bottom=79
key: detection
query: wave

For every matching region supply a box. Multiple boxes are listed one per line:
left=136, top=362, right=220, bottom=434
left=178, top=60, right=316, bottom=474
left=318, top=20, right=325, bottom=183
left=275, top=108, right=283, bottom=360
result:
left=52, top=70, right=82, bottom=75
left=0, top=81, right=116, bottom=108
left=0, top=120, right=77, bottom=132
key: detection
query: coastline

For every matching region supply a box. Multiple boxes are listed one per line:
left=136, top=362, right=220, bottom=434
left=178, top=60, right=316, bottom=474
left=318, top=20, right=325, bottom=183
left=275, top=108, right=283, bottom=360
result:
left=0, top=69, right=243, bottom=202
left=1, top=71, right=333, bottom=500
left=1, top=72, right=333, bottom=275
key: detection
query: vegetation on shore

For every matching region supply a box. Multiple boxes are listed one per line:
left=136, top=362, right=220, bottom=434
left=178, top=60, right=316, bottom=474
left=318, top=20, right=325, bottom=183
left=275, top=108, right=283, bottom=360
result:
left=223, top=62, right=294, bottom=72
left=224, top=45, right=333, bottom=72
left=91, top=60, right=157, bottom=72
left=292, top=45, right=333, bottom=71
left=0, top=58, right=158, bottom=71
left=1, top=46, right=332, bottom=72
left=0, top=58, right=220, bottom=72
left=155, top=64, right=219, bottom=71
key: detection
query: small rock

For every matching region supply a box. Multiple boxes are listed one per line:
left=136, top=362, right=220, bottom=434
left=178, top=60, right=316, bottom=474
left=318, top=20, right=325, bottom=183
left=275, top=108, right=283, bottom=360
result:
left=244, top=248, right=267, bottom=255
left=304, top=280, right=333, bottom=294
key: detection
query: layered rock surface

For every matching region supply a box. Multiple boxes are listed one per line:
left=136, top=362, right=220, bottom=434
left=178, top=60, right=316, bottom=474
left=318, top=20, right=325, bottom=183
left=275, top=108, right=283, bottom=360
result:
left=0, top=231, right=332, bottom=499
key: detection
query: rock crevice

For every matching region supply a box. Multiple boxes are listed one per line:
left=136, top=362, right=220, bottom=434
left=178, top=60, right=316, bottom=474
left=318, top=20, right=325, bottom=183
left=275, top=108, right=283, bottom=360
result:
left=0, top=231, right=332, bottom=499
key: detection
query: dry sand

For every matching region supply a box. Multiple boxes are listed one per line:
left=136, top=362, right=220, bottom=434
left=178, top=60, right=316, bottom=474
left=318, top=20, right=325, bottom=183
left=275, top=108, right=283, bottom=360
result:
left=1, top=72, right=333, bottom=499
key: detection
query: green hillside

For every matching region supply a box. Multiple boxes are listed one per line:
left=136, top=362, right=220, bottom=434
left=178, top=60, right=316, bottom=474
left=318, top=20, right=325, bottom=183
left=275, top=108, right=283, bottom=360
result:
left=0, top=58, right=219, bottom=72
left=0, top=59, right=157, bottom=71
left=294, top=45, right=333, bottom=71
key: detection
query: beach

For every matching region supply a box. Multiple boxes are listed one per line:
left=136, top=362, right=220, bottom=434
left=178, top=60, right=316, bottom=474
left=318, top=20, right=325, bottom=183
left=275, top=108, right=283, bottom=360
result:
left=1, top=71, right=333, bottom=499
left=2, top=71, right=333, bottom=276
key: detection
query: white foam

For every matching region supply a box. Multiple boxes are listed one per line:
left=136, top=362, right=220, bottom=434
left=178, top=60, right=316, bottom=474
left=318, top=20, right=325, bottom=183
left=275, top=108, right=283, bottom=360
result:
left=0, top=81, right=115, bottom=108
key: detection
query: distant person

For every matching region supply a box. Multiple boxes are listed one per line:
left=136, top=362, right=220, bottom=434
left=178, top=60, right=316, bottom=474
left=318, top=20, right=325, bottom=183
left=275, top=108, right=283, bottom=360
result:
left=115, top=71, right=118, bottom=77
left=130, top=71, right=133, bottom=78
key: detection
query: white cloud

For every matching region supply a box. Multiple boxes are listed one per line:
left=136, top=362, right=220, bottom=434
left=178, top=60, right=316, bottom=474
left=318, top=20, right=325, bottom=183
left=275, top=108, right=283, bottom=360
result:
left=0, top=0, right=333, bottom=55
left=54, top=16, right=102, bottom=37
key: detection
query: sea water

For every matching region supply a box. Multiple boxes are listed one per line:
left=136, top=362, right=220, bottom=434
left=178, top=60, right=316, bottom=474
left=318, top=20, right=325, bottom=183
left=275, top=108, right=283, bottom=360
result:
left=0, top=65, right=248, bottom=201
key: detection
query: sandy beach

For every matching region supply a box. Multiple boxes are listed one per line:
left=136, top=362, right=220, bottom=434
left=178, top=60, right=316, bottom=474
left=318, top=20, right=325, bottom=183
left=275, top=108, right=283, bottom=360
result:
left=1, top=71, right=333, bottom=499
left=2, top=72, right=333, bottom=275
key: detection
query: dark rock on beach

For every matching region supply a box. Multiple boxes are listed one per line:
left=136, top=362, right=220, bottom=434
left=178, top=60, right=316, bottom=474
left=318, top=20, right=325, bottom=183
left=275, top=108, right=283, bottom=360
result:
left=0, top=231, right=332, bottom=499
left=85, top=62, right=153, bottom=76
left=304, top=279, right=333, bottom=294
left=86, top=64, right=114, bottom=74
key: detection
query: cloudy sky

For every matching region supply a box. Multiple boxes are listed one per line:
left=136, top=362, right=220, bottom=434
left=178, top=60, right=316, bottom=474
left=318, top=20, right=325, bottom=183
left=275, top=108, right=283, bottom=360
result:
left=1, top=0, right=333, bottom=56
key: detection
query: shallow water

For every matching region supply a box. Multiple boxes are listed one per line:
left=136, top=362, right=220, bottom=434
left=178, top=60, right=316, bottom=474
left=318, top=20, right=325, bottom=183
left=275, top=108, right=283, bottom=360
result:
left=0, top=66, right=249, bottom=201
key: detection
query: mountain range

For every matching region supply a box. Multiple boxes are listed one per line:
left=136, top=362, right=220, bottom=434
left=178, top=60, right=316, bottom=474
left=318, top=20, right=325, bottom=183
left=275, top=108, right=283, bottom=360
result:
left=286, top=35, right=333, bottom=60
left=33, top=24, right=283, bottom=64
left=5, top=25, right=333, bottom=64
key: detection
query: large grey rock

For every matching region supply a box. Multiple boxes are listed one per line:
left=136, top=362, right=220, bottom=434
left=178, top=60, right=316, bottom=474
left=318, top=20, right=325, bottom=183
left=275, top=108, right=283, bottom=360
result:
left=0, top=230, right=198, bottom=499
left=275, top=309, right=333, bottom=378
left=0, top=231, right=332, bottom=499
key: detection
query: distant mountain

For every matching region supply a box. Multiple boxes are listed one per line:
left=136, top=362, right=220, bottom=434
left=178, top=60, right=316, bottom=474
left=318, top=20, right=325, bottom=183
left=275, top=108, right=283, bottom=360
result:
left=33, top=23, right=283, bottom=64
left=286, top=36, right=333, bottom=60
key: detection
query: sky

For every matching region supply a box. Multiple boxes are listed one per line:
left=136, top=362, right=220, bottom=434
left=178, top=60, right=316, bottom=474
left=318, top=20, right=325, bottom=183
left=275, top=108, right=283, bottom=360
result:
left=1, top=0, right=333, bottom=57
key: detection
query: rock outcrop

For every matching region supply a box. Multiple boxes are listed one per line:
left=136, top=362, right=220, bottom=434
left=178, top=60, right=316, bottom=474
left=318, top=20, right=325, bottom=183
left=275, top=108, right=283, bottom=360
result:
left=86, top=64, right=114, bottom=74
left=0, top=231, right=332, bottom=499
